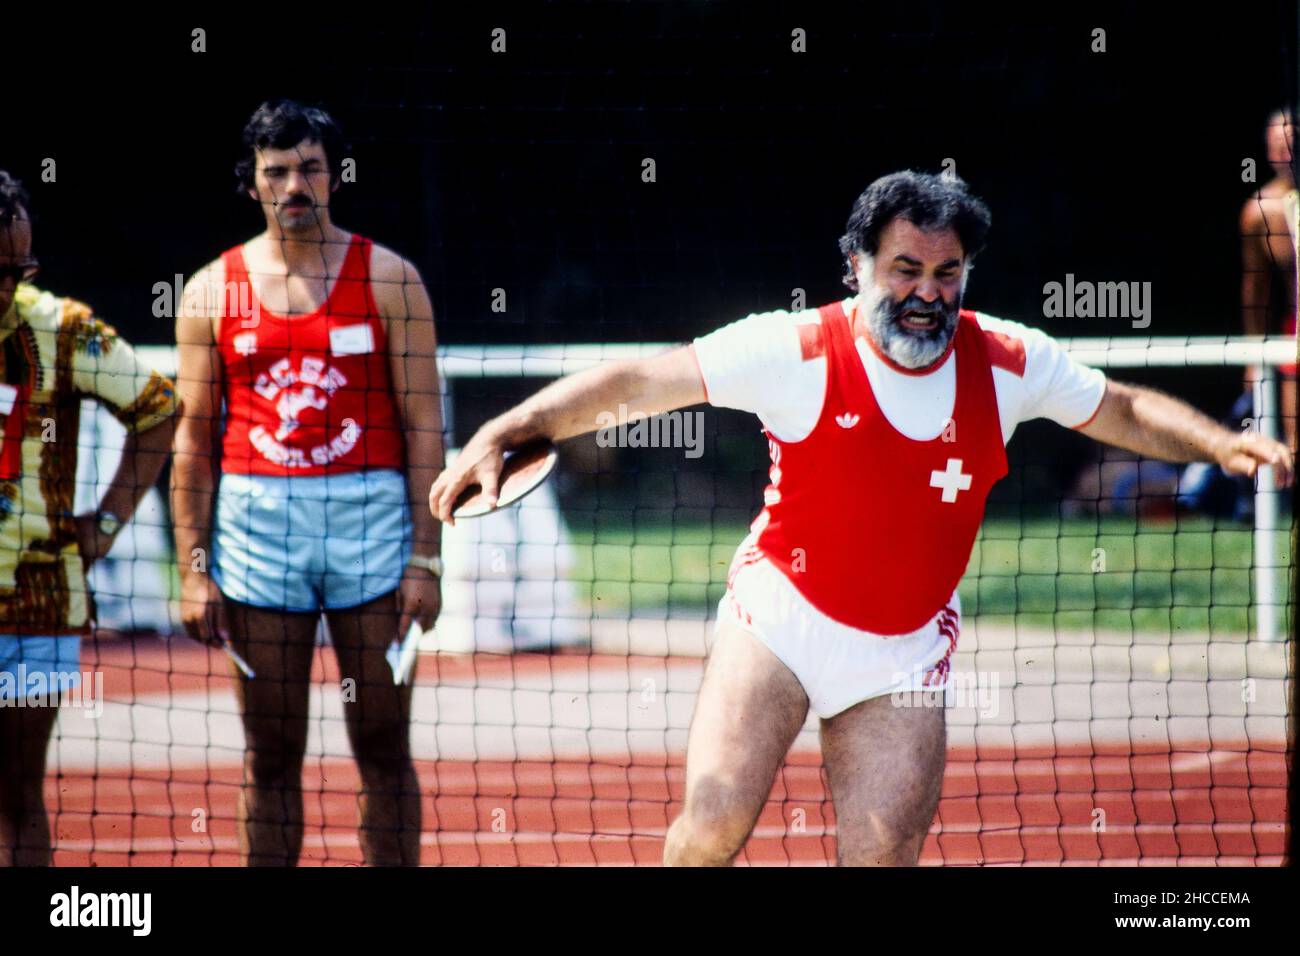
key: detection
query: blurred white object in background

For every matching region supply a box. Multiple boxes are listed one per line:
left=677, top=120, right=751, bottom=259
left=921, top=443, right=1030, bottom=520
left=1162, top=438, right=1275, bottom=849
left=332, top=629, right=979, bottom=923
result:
left=432, top=447, right=588, bottom=653
left=76, top=400, right=175, bottom=633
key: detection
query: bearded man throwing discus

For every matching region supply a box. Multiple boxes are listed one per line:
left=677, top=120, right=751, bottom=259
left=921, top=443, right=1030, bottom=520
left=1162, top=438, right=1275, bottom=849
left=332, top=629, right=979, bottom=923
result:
left=429, top=171, right=1293, bottom=866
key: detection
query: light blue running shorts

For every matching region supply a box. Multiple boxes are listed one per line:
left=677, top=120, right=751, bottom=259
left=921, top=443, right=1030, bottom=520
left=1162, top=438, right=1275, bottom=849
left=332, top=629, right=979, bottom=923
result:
left=0, top=634, right=82, bottom=704
left=212, top=469, right=412, bottom=612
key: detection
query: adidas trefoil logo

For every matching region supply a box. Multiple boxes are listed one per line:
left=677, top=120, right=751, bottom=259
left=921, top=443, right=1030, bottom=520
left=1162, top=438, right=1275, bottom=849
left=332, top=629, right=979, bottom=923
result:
left=835, top=412, right=860, bottom=429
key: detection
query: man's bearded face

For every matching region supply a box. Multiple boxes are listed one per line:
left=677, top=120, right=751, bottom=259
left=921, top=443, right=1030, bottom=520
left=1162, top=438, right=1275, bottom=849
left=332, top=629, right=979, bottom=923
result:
left=854, top=220, right=968, bottom=370
left=860, top=281, right=961, bottom=370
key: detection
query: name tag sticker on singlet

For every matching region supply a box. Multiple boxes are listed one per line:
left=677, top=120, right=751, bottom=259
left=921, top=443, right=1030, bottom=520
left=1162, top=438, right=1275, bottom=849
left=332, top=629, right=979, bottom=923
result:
left=0, top=384, right=17, bottom=416
left=329, top=323, right=375, bottom=356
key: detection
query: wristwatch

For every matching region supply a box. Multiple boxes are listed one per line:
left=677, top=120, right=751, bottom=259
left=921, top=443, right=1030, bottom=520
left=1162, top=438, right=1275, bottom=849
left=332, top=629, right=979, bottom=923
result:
left=96, top=510, right=123, bottom=537
left=409, top=554, right=444, bottom=577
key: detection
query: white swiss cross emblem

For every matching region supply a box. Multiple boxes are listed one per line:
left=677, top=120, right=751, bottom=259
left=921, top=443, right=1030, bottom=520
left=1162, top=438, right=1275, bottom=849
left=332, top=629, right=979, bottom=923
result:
left=929, top=458, right=972, bottom=503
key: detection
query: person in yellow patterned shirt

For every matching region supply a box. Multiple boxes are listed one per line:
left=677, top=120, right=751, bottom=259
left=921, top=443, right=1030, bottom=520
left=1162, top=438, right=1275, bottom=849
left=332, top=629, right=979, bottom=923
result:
left=0, top=170, right=178, bottom=865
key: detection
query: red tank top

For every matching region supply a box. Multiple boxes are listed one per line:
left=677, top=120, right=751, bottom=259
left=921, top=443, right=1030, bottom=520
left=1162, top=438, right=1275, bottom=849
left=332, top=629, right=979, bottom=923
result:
left=217, top=235, right=405, bottom=476
left=754, top=302, right=1008, bottom=634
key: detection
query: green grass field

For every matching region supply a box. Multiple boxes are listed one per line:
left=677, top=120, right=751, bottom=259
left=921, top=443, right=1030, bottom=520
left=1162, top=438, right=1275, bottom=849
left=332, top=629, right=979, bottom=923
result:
left=565, top=512, right=1294, bottom=636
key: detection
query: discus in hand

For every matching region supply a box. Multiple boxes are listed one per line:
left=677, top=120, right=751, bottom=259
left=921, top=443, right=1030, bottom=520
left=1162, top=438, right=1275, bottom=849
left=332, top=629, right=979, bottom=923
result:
left=452, top=439, right=560, bottom=519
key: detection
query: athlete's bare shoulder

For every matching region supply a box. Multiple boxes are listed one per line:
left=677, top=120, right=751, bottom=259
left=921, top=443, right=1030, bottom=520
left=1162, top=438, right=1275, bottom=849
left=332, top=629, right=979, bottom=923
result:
left=1242, top=191, right=1294, bottom=248
left=184, top=257, right=226, bottom=296
left=177, top=257, right=228, bottom=338
left=1242, top=180, right=1293, bottom=230
left=1259, top=177, right=1293, bottom=200
left=366, top=241, right=429, bottom=318
left=367, top=241, right=421, bottom=284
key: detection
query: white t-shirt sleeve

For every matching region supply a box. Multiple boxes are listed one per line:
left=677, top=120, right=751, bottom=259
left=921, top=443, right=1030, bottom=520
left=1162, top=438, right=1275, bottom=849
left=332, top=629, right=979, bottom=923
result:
left=692, top=310, right=810, bottom=419
left=977, top=313, right=1107, bottom=429
left=1025, top=328, right=1107, bottom=428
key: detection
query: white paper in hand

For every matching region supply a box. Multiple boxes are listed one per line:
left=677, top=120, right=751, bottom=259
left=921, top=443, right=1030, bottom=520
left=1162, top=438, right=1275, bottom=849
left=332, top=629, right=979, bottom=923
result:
left=386, top=622, right=425, bottom=686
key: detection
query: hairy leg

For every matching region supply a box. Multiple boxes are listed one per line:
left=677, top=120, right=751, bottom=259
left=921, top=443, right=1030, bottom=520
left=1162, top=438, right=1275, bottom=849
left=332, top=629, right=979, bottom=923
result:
left=327, top=591, right=421, bottom=866
left=0, top=703, right=60, bottom=866
left=664, top=621, right=809, bottom=866
left=227, top=599, right=318, bottom=867
left=820, top=692, right=946, bottom=866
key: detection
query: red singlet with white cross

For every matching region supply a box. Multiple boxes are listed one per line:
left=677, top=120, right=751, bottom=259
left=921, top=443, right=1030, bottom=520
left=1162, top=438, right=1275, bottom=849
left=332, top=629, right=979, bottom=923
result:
left=217, top=234, right=405, bottom=475
left=753, top=302, right=1008, bottom=634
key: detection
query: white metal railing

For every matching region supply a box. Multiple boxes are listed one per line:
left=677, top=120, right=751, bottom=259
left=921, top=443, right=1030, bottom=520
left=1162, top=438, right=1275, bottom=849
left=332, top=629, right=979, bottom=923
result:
left=138, top=336, right=1297, bottom=379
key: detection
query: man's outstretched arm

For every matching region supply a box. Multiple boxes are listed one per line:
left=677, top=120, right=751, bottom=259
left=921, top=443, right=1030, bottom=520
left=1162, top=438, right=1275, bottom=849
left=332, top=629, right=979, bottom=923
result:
left=429, top=345, right=706, bottom=523
left=1077, top=379, right=1293, bottom=485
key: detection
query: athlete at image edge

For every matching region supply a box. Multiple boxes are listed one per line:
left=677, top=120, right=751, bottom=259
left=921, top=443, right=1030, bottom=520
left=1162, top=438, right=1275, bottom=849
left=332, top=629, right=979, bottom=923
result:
left=0, top=171, right=178, bottom=866
left=1241, top=108, right=1298, bottom=449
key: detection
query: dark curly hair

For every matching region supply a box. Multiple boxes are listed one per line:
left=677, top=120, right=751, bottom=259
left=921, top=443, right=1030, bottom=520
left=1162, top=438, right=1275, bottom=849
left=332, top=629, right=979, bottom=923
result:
left=838, top=170, right=992, bottom=291
left=234, top=99, right=350, bottom=192
left=0, top=169, right=30, bottom=225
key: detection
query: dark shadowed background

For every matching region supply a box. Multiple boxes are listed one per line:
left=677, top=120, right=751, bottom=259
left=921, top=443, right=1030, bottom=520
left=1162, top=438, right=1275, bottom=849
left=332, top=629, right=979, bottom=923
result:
left=6, top=2, right=1297, bottom=508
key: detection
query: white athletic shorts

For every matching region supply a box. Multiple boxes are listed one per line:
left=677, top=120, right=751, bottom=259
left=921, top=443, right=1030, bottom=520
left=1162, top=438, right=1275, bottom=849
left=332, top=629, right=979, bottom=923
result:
left=212, top=469, right=412, bottom=613
left=717, top=550, right=960, bottom=720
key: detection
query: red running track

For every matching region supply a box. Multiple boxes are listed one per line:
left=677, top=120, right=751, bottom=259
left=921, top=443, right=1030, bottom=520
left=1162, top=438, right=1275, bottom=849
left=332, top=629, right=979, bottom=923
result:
left=46, top=744, right=1286, bottom=866
left=42, top=639, right=1288, bottom=866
